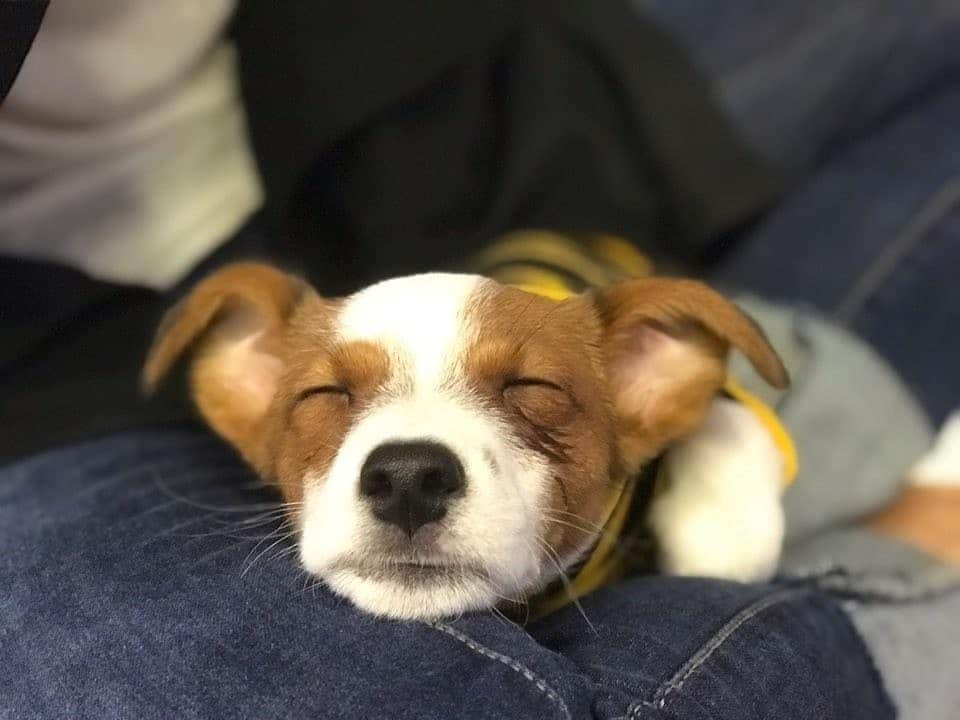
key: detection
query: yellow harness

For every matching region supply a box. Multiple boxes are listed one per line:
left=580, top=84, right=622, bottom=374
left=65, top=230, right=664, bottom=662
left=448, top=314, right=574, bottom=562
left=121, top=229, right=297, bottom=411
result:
left=472, top=230, right=798, bottom=617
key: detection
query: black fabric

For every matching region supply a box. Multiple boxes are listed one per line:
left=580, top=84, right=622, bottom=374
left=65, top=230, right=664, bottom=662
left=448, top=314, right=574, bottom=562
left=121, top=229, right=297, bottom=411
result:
left=234, top=0, right=779, bottom=293
left=0, top=259, right=194, bottom=458
left=0, top=0, right=47, bottom=104
left=0, top=1, right=777, bottom=463
left=0, top=217, right=274, bottom=465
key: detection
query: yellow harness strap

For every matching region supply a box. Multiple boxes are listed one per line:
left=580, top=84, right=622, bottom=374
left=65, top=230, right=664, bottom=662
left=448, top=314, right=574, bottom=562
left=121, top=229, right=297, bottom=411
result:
left=723, top=377, right=798, bottom=486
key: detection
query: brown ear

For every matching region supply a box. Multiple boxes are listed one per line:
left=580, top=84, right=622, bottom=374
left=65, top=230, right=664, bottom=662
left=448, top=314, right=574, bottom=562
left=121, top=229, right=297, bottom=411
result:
left=595, top=277, right=788, bottom=465
left=143, top=263, right=309, bottom=469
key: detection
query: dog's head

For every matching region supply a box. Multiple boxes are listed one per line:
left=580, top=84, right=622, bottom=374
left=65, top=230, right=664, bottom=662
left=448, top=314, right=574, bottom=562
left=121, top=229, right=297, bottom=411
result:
left=144, top=263, right=787, bottom=619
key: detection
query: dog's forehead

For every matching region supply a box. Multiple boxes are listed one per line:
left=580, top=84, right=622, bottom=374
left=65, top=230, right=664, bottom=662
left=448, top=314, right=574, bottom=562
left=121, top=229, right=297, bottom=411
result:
left=337, top=272, right=487, bottom=384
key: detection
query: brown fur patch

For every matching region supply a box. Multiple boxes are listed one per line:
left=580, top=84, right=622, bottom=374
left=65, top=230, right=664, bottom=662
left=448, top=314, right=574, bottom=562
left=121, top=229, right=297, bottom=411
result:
left=597, top=278, right=788, bottom=389
left=143, top=266, right=397, bottom=515
left=142, top=263, right=309, bottom=471
left=460, top=284, right=619, bottom=560
left=262, top=295, right=395, bottom=509
left=596, top=278, right=789, bottom=470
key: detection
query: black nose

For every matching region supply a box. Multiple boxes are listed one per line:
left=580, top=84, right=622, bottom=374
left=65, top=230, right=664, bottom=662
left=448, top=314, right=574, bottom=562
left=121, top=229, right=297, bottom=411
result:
left=359, top=441, right=466, bottom=537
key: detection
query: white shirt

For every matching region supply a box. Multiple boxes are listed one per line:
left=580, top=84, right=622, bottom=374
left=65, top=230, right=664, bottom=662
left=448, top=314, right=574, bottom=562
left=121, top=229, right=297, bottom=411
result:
left=0, top=0, right=263, bottom=289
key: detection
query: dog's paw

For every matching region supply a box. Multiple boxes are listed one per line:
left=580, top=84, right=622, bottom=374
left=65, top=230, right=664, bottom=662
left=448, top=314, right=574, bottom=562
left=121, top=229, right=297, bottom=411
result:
left=650, top=398, right=786, bottom=582
left=910, top=411, right=960, bottom=487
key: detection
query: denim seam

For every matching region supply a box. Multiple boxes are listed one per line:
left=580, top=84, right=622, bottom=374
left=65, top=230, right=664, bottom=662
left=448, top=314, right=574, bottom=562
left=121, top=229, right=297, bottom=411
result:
left=428, top=622, right=572, bottom=720
left=627, top=586, right=810, bottom=718
left=834, top=176, right=960, bottom=325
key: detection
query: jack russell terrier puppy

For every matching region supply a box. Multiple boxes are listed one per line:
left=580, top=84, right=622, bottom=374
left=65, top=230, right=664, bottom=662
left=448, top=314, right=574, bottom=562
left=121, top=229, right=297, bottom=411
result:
left=143, top=232, right=796, bottom=620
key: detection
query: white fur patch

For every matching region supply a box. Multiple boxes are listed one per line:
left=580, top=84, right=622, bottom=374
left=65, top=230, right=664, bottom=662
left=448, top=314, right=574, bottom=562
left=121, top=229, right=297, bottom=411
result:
left=300, top=393, right=550, bottom=618
left=910, top=411, right=960, bottom=487
left=336, top=273, right=484, bottom=387
left=650, top=398, right=785, bottom=582
left=299, top=273, right=553, bottom=619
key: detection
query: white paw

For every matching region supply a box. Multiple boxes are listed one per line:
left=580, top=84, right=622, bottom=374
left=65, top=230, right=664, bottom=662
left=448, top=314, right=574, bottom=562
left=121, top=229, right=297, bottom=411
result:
left=910, top=411, right=960, bottom=488
left=650, top=399, right=786, bottom=582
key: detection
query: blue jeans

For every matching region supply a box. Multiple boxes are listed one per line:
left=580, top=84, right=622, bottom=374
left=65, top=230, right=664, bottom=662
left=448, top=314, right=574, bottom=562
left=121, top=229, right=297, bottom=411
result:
left=0, top=430, right=893, bottom=719
left=639, top=0, right=960, bottom=174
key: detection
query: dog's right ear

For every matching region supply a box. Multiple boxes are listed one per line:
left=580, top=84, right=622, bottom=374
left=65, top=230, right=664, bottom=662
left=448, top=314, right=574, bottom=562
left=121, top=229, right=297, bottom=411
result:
left=594, top=277, right=788, bottom=468
left=143, top=263, right=310, bottom=469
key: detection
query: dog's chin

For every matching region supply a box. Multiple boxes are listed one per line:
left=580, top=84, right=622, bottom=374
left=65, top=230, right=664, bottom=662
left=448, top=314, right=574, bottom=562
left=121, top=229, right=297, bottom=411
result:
left=323, top=564, right=498, bottom=620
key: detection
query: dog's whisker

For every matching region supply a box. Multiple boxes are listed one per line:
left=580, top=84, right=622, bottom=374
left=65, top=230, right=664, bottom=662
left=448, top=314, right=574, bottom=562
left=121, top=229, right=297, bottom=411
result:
left=531, top=535, right=598, bottom=636
left=541, top=520, right=641, bottom=560
left=192, top=542, right=250, bottom=567
left=127, top=497, right=183, bottom=520
left=488, top=604, right=515, bottom=627
left=239, top=522, right=290, bottom=574
left=241, top=526, right=297, bottom=578
left=175, top=498, right=290, bottom=514
left=156, top=514, right=218, bottom=537
left=545, top=508, right=610, bottom=525
left=302, top=577, right=326, bottom=597
left=186, top=527, right=295, bottom=542
left=208, top=509, right=295, bottom=530
left=151, top=468, right=305, bottom=514
left=542, top=515, right=607, bottom=536
left=262, top=540, right=303, bottom=567
left=480, top=568, right=526, bottom=610
left=156, top=505, right=299, bottom=546
left=150, top=466, right=258, bottom=489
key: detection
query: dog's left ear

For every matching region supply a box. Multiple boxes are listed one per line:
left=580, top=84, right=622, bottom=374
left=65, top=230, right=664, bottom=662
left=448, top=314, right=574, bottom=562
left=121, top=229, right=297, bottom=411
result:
left=143, top=262, right=311, bottom=470
left=595, top=277, right=788, bottom=466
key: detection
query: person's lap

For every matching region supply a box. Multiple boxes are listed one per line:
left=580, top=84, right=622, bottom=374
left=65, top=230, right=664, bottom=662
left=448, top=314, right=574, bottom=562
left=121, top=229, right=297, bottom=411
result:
left=0, top=429, right=892, bottom=719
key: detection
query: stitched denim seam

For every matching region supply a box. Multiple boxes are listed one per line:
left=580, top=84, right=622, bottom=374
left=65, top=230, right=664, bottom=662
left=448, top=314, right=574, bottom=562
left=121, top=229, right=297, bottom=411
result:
left=627, top=586, right=810, bottom=718
left=834, top=176, right=960, bottom=325
left=428, top=622, right=572, bottom=720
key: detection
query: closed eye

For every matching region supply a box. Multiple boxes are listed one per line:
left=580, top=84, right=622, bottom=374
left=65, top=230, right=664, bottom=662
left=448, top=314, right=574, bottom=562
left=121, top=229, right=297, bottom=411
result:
left=295, top=385, right=352, bottom=403
left=502, top=376, right=578, bottom=429
left=502, top=377, right=566, bottom=393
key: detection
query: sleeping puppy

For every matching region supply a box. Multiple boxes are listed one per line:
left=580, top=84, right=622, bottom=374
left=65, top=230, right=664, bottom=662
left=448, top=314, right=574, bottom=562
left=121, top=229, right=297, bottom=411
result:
left=143, top=261, right=791, bottom=619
